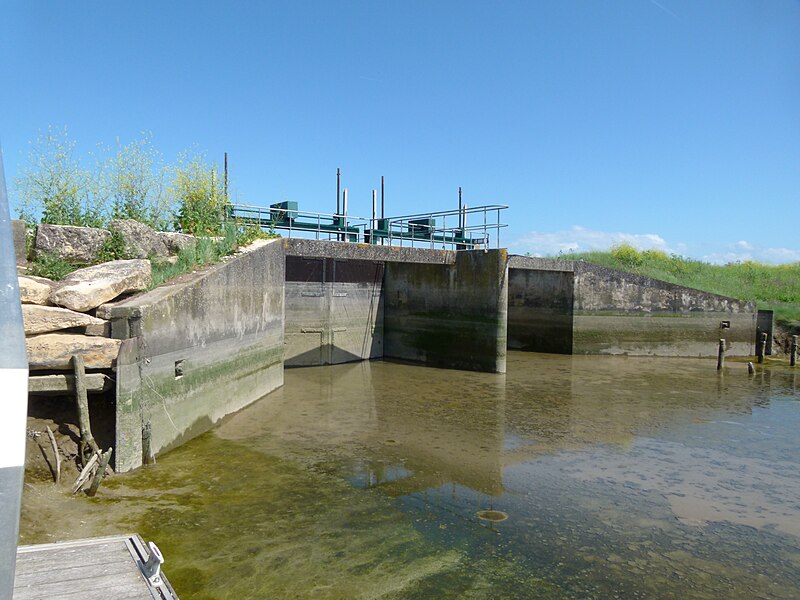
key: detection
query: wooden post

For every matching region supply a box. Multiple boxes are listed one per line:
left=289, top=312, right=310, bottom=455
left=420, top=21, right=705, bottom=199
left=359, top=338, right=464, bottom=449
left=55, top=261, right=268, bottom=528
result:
left=758, top=332, right=768, bottom=364
left=747, top=362, right=755, bottom=375
left=791, top=335, right=797, bottom=367
left=72, top=354, right=100, bottom=460
left=717, top=339, right=725, bottom=371
left=86, top=448, right=113, bottom=497
left=45, top=426, right=61, bottom=485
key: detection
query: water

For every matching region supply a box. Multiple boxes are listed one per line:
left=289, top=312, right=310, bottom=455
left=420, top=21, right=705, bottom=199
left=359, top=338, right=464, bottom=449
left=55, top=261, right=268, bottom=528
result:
left=37, top=354, right=800, bottom=598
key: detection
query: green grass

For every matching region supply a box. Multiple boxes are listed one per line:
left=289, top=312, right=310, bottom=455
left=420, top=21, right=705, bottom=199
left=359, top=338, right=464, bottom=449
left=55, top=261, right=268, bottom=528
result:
left=558, top=244, right=800, bottom=330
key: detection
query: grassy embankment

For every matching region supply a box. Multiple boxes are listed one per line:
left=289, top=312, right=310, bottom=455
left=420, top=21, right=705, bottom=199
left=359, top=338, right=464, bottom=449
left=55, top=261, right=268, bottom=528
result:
left=559, top=245, right=800, bottom=332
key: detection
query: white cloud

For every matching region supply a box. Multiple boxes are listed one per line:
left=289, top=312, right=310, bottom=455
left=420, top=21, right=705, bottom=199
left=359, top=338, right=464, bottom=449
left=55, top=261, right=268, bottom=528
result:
left=703, top=245, right=800, bottom=265
left=512, top=225, right=669, bottom=257
left=511, top=228, right=800, bottom=264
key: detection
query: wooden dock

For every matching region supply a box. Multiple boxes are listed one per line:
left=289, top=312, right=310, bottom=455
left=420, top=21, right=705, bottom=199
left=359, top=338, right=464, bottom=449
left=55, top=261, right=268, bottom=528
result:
left=14, top=534, right=178, bottom=599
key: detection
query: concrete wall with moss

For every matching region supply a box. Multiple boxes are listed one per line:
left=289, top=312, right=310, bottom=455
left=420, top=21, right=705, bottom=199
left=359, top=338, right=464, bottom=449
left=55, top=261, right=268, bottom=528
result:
left=384, top=249, right=509, bottom=373
left=572, top=262, right=756, bottom=356
left=112, top=240, right=285, bottom=472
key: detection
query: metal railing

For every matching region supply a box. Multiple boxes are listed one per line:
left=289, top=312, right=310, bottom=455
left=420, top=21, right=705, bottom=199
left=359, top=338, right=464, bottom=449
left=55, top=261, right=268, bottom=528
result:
left=226, top=202, right=508, bottom=250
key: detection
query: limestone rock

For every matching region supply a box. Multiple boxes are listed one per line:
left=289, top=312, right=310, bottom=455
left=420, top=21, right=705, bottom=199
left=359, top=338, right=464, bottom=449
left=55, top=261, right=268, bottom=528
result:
left=158, top=231, right=196, bottom=255
left=50, top=259, right=152, bottom=312
left=109, top=219, right=169, bottom=259
left=26, top=333, right=122, bottom=370
left=83, top=320, right=111, bottom=337
left=22, top=305, right=105, bottom=336
left=18, top=275, right=54, bottom=305
left=34, top=223, right=110, bottom=264
left=12, top=219, right=27, bottom=266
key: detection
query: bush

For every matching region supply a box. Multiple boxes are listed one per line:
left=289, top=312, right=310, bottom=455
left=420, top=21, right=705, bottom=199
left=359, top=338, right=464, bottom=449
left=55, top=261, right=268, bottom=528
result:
left=171, top=152, right=227, bottom=235
left=15, top=126, right=103, bottom=227
left=99, top=132, right=173, bottom=231
left=610, top=243, right=643, bottom=269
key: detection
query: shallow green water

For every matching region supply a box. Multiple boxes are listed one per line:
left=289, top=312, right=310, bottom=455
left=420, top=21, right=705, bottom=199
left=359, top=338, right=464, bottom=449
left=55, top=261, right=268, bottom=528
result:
left=104, top=353, right=799, bottom=599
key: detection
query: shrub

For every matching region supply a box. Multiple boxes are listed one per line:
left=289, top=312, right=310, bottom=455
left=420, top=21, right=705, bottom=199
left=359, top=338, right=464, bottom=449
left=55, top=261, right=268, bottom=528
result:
left=171, top=152, right=227, bottom=235
left=610, top=243, right=643, bottom=269
left=15, top=126, right=102, bottom=227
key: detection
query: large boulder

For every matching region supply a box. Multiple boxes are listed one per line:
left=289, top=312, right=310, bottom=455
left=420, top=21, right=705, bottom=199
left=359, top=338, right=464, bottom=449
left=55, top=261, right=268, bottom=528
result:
left=22, top=305, right=105, bottom=336
left=49, top=259, right=152, bottom=312
left=26, top=333, right=122, bottom=370
left=18, top=275, right=54, bottom=305
left=109, top=219, right=169, bottom=259
left=158, top=231, right=196, bottom=255
left=34, top=223, right=110, bottom=264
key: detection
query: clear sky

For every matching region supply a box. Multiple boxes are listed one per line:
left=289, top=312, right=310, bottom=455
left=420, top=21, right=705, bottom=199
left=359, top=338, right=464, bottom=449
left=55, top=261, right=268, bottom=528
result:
left=2, top=0, right=798, bottom=263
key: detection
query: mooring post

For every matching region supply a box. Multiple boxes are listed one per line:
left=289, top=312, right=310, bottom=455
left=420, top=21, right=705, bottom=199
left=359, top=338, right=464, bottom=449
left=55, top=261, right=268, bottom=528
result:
left=758, top=332, right=768, bottom=364
left=717, top=339, right=725, bottom=371
left=791, top=335, right=797, bottom=367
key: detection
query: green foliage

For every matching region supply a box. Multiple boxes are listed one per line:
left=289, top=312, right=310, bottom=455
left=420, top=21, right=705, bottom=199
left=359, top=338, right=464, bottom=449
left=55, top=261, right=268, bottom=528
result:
left=95, top=229, right=133, bottom=263
left=98, top=132, right=173, bottom=230
left=171, top=152, right=227, bottom=235
left=15, top=126, right=103, bottom=227
left=610, top=243, right=643, bottom=269
left=28, top=252, right=78, bottom=281
left=234, top=221, right=281, bottom=246
left=149, top=230, right=233, bottom=290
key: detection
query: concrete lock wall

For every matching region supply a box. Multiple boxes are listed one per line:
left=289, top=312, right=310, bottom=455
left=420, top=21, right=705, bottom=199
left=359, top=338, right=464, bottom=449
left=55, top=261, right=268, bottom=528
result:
left=572, top=263, right=756, bottom=356
left=384, top=249, right=509, bottom=373
left=284, top=256, right=384, bottom=366
left=112, top=240, right=285, bottom=472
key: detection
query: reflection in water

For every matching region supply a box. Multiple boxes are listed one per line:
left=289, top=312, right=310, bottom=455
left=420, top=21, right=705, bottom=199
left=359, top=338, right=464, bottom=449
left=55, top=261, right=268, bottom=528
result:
left=32, top=353, right=800, bottom=598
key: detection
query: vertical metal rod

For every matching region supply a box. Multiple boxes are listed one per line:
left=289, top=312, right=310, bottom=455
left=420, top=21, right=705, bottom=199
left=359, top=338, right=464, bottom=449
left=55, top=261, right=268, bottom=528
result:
left=224, top=152, right=228, bottom=202
left=497, top=207, right=501, bottom=249
left=791, top=335, right=797, bottom=367
left=381, top=175, right=385, bottom=218
left=372, top=190, right=377, bottom=239
left=717, top=339, right=725, bottom=371
left=336, top=168, right=341, bottom=217
left=342, top=188, right=348, bottom=242
left=458, top=187, right=462, bottom=229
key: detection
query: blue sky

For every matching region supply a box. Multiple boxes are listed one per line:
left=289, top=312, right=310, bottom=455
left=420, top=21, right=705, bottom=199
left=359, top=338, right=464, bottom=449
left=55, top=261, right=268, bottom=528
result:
left=2, top=0, right=798, bottom=263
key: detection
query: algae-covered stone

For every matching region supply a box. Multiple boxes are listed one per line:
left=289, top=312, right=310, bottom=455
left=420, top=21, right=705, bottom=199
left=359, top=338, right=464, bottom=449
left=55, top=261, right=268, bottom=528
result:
left=49, top=259, right=152, bottom=312
left=26, top=333, right=122, bottom=370
left=34, top=223, right=110, bottom=264
left=18, top=275, right=54, bottom=305
left=22, top=305, right=105, bottom=336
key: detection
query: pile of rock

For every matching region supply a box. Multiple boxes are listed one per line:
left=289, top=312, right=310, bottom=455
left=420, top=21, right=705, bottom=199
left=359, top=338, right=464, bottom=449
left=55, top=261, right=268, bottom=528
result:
left=20, top=259, right=152, bottom=389
left=33, top=219, right=196, bottom=264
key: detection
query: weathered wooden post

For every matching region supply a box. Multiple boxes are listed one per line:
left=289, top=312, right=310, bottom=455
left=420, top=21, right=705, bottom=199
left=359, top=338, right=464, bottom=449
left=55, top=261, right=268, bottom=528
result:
left=791, top=335, right=797, bottom=367
left=717, top=339, right=725, bottom=371
left=758, top=332, right=768, bottom=364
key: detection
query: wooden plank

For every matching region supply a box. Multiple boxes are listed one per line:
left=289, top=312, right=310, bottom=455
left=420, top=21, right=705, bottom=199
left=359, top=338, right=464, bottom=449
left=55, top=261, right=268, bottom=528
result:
left=28, top=372, right=110, bottom=394
left=15, top=534, right=178, bottom=599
